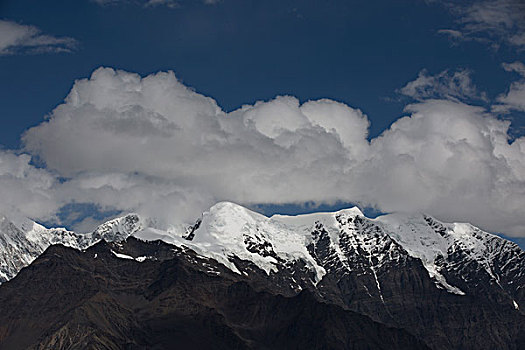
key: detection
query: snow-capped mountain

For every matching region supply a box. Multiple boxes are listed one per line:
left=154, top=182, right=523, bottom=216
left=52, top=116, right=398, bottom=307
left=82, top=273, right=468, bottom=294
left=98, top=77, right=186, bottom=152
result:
left=0, top=202, right=524, bottom=349
left=2, top=202, right=524, bottom=298
left=0, top=213, right=142, bottom=283
left=136, top=202, right=524, bottom=307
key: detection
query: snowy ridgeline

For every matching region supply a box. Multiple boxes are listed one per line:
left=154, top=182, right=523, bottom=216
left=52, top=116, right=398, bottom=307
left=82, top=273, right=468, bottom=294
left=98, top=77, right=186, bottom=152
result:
left=1, top=201, right=524, bottom=304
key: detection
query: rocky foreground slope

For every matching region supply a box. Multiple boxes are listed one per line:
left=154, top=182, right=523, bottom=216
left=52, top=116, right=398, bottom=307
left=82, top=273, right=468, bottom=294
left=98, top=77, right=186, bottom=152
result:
left=0, top=238, right=428, bottom=349
left=0, top=202, right=524, bottom=349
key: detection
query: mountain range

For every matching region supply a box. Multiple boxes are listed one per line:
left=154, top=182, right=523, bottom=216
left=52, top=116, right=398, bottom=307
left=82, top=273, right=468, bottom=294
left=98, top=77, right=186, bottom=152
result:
left=0, top=202, right=524, bottom=349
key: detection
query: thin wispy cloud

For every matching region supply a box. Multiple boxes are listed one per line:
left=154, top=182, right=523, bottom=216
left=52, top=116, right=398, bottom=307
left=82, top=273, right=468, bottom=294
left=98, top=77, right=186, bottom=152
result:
left=437, top=0, right=525, bottom=51
left=0, top=20, right=77, bottom=56
left=92, top=0, right=216, bottom=8
left=493, top=61, right=525, bottom=112
left=91, top=0, right=119, bottom=5
left=145, top=0, right=179, bottom=8
left=398, top=69, right=488, bottom=103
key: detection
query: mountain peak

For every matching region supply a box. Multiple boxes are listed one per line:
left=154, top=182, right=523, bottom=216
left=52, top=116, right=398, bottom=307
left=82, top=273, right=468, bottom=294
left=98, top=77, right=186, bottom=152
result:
left=91, top=213, right=143, bottom=242
left=206, top=201, right=269, bottom=222
left=1, top=202, right=523, bottom=298
left=1, top=202, right=524, bottom=349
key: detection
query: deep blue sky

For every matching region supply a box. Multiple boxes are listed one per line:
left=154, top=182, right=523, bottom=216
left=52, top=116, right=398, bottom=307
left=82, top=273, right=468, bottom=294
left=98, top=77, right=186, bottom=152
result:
left=1, top=0, right=525, bottom=248
left=1, top=0, right=522, bottom=149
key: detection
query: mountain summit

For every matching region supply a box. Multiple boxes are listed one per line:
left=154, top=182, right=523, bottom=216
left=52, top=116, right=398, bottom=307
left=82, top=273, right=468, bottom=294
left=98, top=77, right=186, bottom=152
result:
left=0, top=202, right=524, bottom=349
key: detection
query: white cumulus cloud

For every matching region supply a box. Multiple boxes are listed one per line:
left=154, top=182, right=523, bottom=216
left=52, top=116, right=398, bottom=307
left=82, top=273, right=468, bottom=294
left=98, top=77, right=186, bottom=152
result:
left=18, top=67, right=525, bottom=237
left=0, top=151, right=59, bottom=221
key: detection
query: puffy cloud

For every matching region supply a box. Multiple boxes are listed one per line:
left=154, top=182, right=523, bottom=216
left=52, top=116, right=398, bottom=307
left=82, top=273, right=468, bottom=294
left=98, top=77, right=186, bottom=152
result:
left=0, top=20, right=77, bottom=56
left=435, top=0, right=525, bottom=51
left=361, top=100, right=525, bottom=236
left=493, top=62, right=525, bottom=112
left=0, top=151, right=59, bottom=221
left=24, top=68, right=361, bottom=207
left=19, top=67, right=525, bottom=237
left=398, top=69, right=487, bottom=103
left=24, top=68, right=223, bottom=178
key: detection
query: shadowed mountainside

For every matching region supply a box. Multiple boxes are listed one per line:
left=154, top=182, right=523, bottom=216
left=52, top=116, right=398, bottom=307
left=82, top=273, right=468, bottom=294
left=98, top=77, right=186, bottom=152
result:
left=0, top=238, right=428, bottom=350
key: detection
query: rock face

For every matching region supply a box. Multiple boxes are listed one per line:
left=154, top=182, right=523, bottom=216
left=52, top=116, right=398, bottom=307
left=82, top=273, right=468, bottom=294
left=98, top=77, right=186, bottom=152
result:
left=0, top=213, right=142, bottom=283
left=307, top=213, right=525, bottom=350
left=0, top=202, right=524, bottom=349
left=0, top=239, right=427, bottom=350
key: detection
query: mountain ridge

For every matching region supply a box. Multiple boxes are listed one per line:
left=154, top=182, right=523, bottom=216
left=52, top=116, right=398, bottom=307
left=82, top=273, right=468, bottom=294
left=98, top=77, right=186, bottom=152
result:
left=0, top=201, right=524, bottom=349
left=1, top=201, right=524, bottom=294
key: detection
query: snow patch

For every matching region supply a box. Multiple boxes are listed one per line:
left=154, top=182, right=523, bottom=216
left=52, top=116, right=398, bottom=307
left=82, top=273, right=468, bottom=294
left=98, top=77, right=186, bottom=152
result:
left=135, top=256, right=153, bottom=262
left=111, top=250, right=134, bottom=260
left=375, top=213, right=466, bottom=295
left=110, top=250, right=153, bottom=263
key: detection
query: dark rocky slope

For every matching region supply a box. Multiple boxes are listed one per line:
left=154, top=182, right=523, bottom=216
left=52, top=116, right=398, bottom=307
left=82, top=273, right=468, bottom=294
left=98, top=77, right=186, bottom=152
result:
left=0, top=238, right=427, bottom=350
left=1, top=203, right=524, bottom=349
left=308, top=216, right=525, bottom=350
